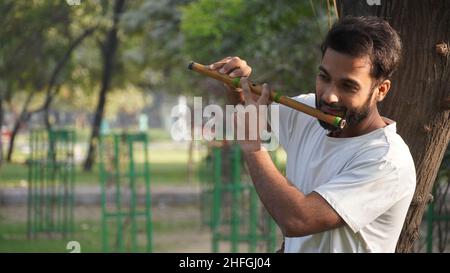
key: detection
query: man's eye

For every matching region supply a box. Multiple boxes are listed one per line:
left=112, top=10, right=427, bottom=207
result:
left=342, top=84, right=357, bottom=92
left=318, top=73, right=329, bottom=80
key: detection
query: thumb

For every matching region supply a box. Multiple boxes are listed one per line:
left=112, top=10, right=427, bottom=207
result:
left=257, top=83, right=271, bottom=105
left=240, top=77, right=255, bottom=104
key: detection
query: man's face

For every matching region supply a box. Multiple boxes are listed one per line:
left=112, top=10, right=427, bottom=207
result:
left=315, top=48, right=378, bottom=132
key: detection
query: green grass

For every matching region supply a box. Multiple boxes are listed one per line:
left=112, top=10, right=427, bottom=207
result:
left=0, top=219, right=203, bottom=253
left=0, top=205, right=206, bottom=253
left=0, top=163, right=29, bottom=187
left=0, top=222, right=101, bottom=253
left=0, top=143, right=203, bottom=187
left=4, top=128, right=173, bottom=163
left=0, top=146, right=286, bottom=187
left=0, top=163, right=198, bottom=187
left=74, top=128, right=172, bottom=143
left=147, top=129, right=172, bottom=142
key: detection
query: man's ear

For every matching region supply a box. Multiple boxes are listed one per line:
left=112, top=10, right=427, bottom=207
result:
left=376, top=79, right=391, bottom=102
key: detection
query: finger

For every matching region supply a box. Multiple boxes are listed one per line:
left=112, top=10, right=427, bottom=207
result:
left=233, top=88, right=245, bottom=105
left=220, top=57, right=243, bottom=74
left=240, top=77, right=255, bottom=104
left=218, top=56, right=233, bottom=63
left=209, top=62, right=226, bottom=70
left=229, top=60, right=248, bottom=76
left=225, top=82, right=245, bottom=103
left=233, top=87, right=243, bottom=94
left=208, top=56, right=233, bottom=70
left=208, top=57, right=231, bottom=70
left=257, top=83, right=271, bottom=105
left=229, top=65, right=252, bottom=78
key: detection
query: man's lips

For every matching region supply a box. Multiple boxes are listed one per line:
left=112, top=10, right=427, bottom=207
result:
left=320, top=107, right=345, bottom=117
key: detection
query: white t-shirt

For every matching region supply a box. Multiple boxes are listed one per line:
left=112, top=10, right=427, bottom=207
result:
left=270, top=93, right=416, bottom=253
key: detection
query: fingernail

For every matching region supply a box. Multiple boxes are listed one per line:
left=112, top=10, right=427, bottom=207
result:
left=208, top=65, right=213, bottom=70
left=219, top=68, right=226, bottom=73
left=229, top=72, right=236, bottom=77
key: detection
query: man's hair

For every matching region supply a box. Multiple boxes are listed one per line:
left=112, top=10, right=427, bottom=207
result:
left=321, top=16, right=402, bottom=80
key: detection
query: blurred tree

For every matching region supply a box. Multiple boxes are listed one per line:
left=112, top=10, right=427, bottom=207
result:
left=0, top=0, right=337, bottom=168
left=83, top=0, right=196, bottom=170
left=0, top=0, right=97, bottom=163
left=181, top=0, right=334, bottom=96
left=84, top=0, right=126, bottom=171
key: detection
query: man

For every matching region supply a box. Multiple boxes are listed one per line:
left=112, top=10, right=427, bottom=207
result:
left=208, top=16, right=416, bottom=252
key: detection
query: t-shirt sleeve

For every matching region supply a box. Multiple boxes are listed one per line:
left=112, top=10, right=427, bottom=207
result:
left=269, top=93, right=316, bottom=149
left=314, top=150, right=413, bottom=233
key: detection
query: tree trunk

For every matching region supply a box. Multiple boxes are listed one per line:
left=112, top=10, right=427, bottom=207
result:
left=6, top=91, right=34, bottom=162
left=337, top=0, right=450, bottom=252
left=148, top=91, right=164, bottom=128
left=43, top=85, right=62, bottom=131
left=83, top=0, right=126, bottom=171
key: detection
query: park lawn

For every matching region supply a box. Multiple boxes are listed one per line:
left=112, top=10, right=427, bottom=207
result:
left=0, top=162, right=197, bottom=188
left=73, top=128, right=172, bottom=143
left=0, top=144, right=286, bottom=188
left=0, top=144, right=204, bottom=188
left=0, top=205, right=209, bottom=253
left=0, top=162, right=195, bottom=188
left=0, top=220, right=205, bottom=253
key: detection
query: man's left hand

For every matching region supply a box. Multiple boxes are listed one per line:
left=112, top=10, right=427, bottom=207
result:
left=235, top=77, right=271, bottom=153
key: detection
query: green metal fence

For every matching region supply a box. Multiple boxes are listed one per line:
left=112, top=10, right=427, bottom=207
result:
left=199, top=142, right=279, bottom=253
left=26, top=129, right=75, bottom=239
left=426, top=147, right=450, bottom=252
left=426, top=185, right=450, bottom=252
left=99, top=132, right=152, bottom=252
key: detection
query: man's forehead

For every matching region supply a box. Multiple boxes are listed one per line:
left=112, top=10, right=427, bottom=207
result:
left=321, top=48, right=372, bottom=75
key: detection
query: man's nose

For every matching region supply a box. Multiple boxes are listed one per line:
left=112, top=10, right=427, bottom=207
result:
left=321, top=86, right=339, bottom=105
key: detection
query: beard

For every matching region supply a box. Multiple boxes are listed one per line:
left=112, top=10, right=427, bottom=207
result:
left=315, top=91, right=373, bottom=132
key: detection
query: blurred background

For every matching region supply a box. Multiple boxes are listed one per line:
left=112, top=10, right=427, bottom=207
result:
left=0, top=0, right=448, bottom=253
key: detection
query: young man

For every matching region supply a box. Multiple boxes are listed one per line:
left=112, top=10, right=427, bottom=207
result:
left=208, top=16, right=416, bottom=252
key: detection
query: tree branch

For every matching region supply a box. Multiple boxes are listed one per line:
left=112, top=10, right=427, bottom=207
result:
left=28, top=26, right=98, bottom=115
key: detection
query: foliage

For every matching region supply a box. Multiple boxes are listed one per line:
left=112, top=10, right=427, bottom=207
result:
left=181, top=0, right=335, bottom=95
left=1, top=0, right=336, bottom=117
left=0, top=0, right=71, bottom=98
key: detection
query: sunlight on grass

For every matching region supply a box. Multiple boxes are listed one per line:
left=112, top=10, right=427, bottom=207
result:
left=1, top=138, right=286, bottom=187
left=0, top=141, right=204, bottom=187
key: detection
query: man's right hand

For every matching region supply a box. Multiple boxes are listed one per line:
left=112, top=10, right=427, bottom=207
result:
left=208, top=56, right=254, bottom=105
left=208, top=56, right=252, bottom=78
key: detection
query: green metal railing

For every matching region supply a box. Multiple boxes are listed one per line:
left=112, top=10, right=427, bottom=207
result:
left=27, top=129, right=75, bottom=239
left=99, top=132, right=152, bottom=253
left=425, top=147, right=450, bottom=253
left=199, top=142, right=278, bottom=253
left=426, top=183, right=450, bottom=252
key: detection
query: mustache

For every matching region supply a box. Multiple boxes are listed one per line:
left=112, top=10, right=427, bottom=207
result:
left=318, top=100, right=346, bottom=112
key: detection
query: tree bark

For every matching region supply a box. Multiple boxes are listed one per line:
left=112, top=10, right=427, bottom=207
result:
left=83, top=0, right=126, bottom=171
left=337, top=0, right=450, bottom=252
